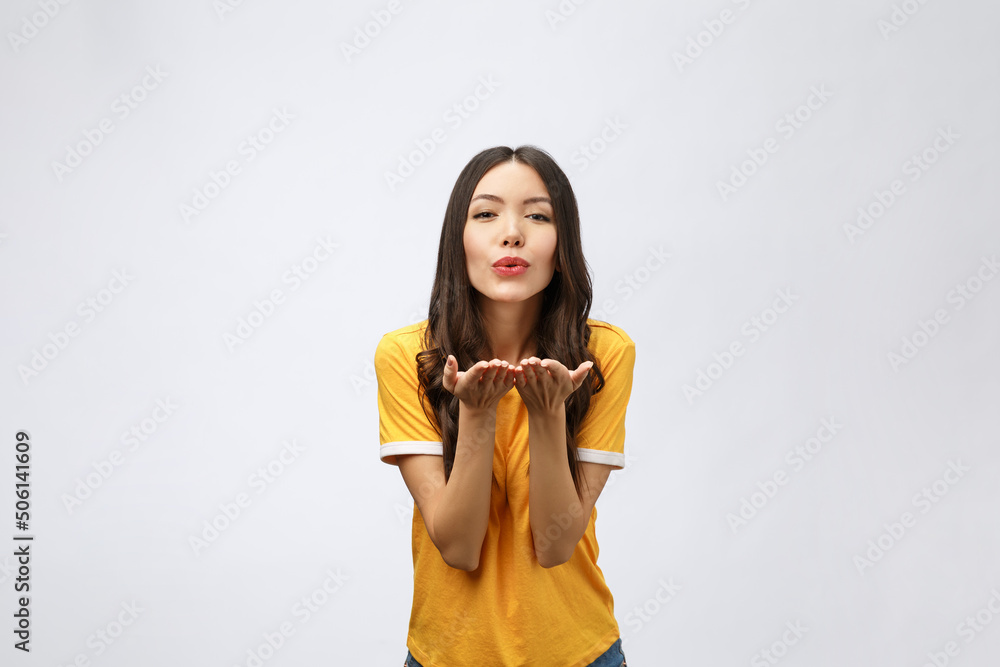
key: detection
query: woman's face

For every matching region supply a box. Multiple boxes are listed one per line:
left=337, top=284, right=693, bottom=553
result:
left=463, top=161, right=559, bottom=306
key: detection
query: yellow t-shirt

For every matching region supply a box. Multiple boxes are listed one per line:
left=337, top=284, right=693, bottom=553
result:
left=374, top=318, right=635, bottom=667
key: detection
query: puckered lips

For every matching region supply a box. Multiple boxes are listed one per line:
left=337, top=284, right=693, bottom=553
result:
left=492, top=256, right=530, bottom=267
left=492, top=255, right=530, bottom=276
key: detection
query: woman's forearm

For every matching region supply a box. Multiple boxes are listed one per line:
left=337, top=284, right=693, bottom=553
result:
left=430, top=403, right=497, bottom=571
left=526, top=404, right=588, bottom=567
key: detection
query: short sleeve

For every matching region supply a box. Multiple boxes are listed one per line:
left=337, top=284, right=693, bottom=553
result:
left=374, top=332, right=444, bottom=466
left=575, top=325, right=636, bottom=470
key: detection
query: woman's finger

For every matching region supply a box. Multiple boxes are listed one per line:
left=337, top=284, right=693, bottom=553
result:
left=571, top=360, right=593, bottom=387
left=480, top=360, right=501, bottom=383
left=442, top=355, right=456, bottom=391
left=470, top=360, right=489, bottom=384
left=501, top=364, right=515, bottom=387
left=520, top=360, right=536, bottom=384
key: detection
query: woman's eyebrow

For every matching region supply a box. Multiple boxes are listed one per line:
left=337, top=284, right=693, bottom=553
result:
left=471, top=193, right=503, bottom=203
left=470, top=194, right=552, bottom=205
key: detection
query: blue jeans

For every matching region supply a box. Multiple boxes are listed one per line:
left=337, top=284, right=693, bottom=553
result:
left=403, top=637, right=627, bottom=666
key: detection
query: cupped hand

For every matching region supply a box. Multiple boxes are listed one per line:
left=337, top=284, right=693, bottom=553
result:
left=513, top=357, right=593, bottom=415
left=442, top=355, right=516, bottom=410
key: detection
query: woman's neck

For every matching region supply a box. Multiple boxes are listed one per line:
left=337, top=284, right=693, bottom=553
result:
left=476, top=292, right=543, bottom=364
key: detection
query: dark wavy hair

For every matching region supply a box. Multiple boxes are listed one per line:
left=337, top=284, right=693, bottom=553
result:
left=415, top=145, right=606, bottom=496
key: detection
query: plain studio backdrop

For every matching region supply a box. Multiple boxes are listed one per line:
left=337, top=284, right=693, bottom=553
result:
left=1, top=0, right=999, bottom=665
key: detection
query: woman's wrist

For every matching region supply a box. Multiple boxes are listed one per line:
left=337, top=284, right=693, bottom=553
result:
left=458, top=399, right=499, bottom=418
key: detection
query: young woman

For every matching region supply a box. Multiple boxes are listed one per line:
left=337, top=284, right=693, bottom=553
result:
left=374, top=145, right=635, bottom=667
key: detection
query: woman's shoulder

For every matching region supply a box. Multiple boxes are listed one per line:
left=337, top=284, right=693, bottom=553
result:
left=381, top=318, right=429, bottom=340
left=376, top=319, right=430, bottom=359
left=586, top=318, right=634, bottom=351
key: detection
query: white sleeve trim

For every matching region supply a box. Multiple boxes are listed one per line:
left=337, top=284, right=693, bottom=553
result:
left=380, top=441, right=443, bottom=464
left=576, top=447, right=625, bottom=469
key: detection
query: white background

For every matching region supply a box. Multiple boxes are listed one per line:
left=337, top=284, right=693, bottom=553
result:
left=1, top=0, right=999, bottom=665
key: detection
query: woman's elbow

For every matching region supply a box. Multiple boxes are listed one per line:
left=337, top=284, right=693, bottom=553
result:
left=535, top=548, right=572, bottom=568
left=441, top=545, right=481, bottom=571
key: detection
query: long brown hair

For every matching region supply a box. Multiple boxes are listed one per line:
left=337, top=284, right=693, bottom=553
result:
left=415, top=145, right=606, bottom=496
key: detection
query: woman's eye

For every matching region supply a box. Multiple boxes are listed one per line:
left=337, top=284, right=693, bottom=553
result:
left=472, top=211, right=495, bottom=219
left=528, top=213, right=551, bottom=222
